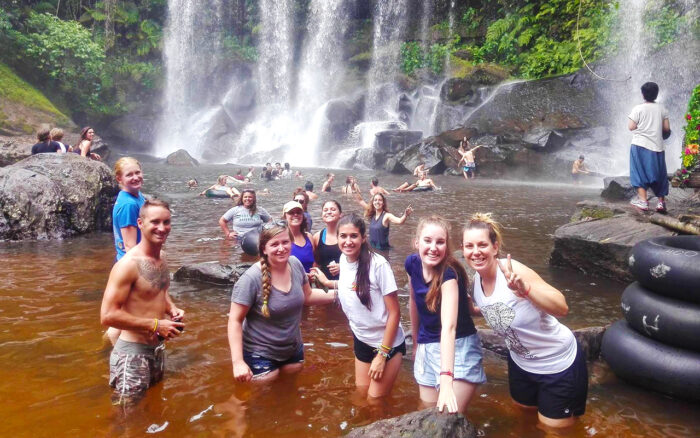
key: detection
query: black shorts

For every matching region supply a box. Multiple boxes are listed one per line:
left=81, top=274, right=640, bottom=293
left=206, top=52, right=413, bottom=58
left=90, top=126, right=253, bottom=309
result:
left=353, top=334, right=406, bottom=364
left=507, top=342, right=588, bottom=419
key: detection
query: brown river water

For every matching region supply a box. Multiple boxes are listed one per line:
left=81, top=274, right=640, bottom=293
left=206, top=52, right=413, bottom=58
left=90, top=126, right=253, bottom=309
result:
left=1, top=163, right=698, bottom=437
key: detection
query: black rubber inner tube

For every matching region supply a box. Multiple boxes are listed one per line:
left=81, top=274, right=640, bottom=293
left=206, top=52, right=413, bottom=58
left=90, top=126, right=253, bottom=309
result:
left=621, top=282, right=700, bottom=352
left=601, top=320, right=700, bottom=401
left=240, top=231, right=259, bottom=256
left=629, top=236, right=700, bottom=302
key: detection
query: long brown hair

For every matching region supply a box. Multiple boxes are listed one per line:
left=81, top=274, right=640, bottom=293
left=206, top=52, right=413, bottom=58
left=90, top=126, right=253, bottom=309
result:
left=257, top=222, right=292, bottom=318
left=237, top=189, right=257, bottom=216
left=338, top=213, right=373, bottom=310
left=364, top=192, right=389, bottom=219
left=415, top=216, right=467, bottom=313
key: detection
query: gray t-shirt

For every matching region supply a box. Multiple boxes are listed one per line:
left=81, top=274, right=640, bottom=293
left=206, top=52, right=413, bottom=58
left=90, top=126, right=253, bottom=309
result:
left=222, top=206, right=271, bottom=236
left=231, top=256, right=308, bottom=361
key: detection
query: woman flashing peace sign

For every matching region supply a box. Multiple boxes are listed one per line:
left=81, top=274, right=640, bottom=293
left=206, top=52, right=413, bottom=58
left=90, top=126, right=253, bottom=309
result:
left=462, top=213, right=588, bottom=429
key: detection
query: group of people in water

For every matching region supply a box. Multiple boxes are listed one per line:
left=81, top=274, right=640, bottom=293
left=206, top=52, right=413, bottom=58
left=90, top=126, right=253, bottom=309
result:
left=100, top=157, right=587, bottom=429
left=30, top=126, right=102, bottom=160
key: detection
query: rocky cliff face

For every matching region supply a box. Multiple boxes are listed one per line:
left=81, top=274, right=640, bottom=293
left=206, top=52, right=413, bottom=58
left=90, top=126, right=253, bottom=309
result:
left=0, top=153, right=119, bottom=240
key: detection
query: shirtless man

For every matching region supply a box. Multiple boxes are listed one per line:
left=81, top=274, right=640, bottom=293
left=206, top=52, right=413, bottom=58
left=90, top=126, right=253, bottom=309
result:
left=458, top=138, right=482, bottom=180
left=571, top=155, right=590, bottom=185
left=304, top=181, right=318, bottom=201
left=369, top=177, right=390, bottom=196
left=413, top=161, right=426, bottom=177
left=100, top=199, right=185, bottom=406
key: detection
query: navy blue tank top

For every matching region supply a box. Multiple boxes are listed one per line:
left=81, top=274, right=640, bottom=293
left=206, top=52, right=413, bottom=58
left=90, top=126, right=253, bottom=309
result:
left=291, top=235, right=314, bottom=273
left=369, top=212, right=390, bottom=250
left=315, top=228, right=341, bottom=280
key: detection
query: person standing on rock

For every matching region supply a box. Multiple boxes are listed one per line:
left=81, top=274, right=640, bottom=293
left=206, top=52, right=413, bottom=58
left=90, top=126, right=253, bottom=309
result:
left=100, top=199, right=185, bottom=406
left=405, top=216, right=485, bottom=415
left=458, top=139, right=482, bottom=180
left=30, top=128, right=60, bottom=155
left=628, top=82, right=671, bottom=213
left=463, top=213, right=587, bottom=428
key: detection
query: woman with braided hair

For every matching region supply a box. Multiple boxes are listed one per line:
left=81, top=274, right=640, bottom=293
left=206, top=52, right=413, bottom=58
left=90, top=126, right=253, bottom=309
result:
left=227, top=222, right=338, bottom=383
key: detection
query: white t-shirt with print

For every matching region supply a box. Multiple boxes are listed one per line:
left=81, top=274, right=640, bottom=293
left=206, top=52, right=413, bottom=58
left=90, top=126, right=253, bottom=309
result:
left=338, top=252, right=405, bottom=348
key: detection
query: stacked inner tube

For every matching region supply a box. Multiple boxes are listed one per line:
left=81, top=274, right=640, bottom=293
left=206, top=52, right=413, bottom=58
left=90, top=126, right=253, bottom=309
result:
left=601, top=236, right=700, bottom=401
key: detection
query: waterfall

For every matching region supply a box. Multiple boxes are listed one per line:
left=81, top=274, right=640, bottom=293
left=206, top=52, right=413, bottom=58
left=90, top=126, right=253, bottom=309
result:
left=156, top=0, right=224, bottom=157
left=420, top=0, right=433, bottom=51
left=257, top=0, right=295, bottom=105
left=296, top=0, right=349, bottom=111
left=445, top=1, right=455, bottom=75
left=365, top=0, right=409, bottom=120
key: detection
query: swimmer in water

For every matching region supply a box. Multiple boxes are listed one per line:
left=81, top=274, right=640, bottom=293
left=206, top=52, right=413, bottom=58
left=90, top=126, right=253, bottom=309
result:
left=393, top=172, right=439, bottom=192
left=322, top=173, right=335, bottom=193
left=369, top=177, right=390, bottom=197
left=200, top=175, right=241, bottom=199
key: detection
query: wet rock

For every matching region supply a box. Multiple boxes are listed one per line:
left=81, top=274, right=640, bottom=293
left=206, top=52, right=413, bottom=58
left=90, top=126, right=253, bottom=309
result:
left=550, top=214, right=674, bottom=282
left=0, top=153, right=119, bottom=240
left=346, top=407, right=476, bottom=438
left=374, top=130, right=423, bottom=154
left=0, top=137, right=32, bottom=167
left=222, top=79, right=256, bottom=114
left=601, top=176, right=636, bottom=200
left=390, top=137, right=461, bottom=175
left=166, top=149, right=199, bottom=166
left=570, top=200, right=625, bottom=222
left=173, top=261, right=252, bottom=285
left=522, top=129, right=567, bottom=152
left=440, top=66, right=508, bottom=103
left=325, top=96, right=363, bottom=141
left=105, top=111, right=158, bottom=150
left=478, top=327, right=607, bottom=360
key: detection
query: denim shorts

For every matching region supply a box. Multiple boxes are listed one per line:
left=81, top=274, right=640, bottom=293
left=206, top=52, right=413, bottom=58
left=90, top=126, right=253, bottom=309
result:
left=243, top=344, right=304, bottom=378
left=414, top=333, right=486, bottom=388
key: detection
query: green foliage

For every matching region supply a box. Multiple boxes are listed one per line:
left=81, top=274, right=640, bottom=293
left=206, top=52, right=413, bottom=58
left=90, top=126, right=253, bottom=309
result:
left=223, top=34, right=258, bottom=62
left=676, top=85, right=700, bottom=186
left=400, top=41, right=423, bottom=75
left=460, top=7, right=481, bottom=34
left=643, top=3, right=683, bottom=49
left=684, top=85, right=700, bottom=146
left=0, top=62, right=67, bottom=119
left=11, top=12, right=105, bottom=112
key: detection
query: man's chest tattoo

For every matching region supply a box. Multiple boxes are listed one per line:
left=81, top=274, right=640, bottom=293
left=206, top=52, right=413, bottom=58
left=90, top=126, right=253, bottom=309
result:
left=137, top=259, right=170, bottom=290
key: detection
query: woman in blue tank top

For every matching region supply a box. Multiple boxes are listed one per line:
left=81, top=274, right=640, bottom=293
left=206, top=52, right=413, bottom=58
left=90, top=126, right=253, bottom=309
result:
left=282, top=201, right=315, bottom=273
left=356, top=193, right=413, bottom=250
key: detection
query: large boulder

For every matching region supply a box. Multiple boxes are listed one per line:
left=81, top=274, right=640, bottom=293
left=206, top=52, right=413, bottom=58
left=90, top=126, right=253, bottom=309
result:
left=601, top=176, right=636, bottom=200
left=0, top=153, right=119, bottom=240
left=166, top=149, right=199, bottom=166
left=388, top=137, right=461, bottom=175
left=325, top=96, right=364, bottom=141
left=374, top=130, right=423, bottom=154
left=440, top=65, right=508, bottom=103
left=347, top=408, right=476, bottom=438
left=0, top=136, right=33, bottom=167
left=550, top=214, right=675, bottom=282
left=173, top=262, right=252, bottom=285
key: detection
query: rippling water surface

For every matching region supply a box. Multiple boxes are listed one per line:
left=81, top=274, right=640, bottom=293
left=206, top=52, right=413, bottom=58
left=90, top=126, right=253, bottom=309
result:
left=1, top=163, right=698, bottom=437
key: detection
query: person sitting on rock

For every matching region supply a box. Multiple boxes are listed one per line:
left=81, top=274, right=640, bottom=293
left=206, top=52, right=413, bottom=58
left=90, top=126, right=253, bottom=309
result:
left=30, top=128, right=60, bottom=155
left=571, top=155, right=590, bottom=184
left=49, top=128, right=71, bottom=153
left=73, top=126, right=101, bottom=161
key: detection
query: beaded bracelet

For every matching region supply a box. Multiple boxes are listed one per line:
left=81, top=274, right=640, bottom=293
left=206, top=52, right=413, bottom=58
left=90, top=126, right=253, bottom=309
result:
left=374, top=349, right=390, bottom=359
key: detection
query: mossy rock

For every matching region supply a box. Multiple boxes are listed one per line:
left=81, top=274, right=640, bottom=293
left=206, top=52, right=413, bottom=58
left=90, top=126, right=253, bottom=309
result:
left=571, top=206, right=617, bottom=222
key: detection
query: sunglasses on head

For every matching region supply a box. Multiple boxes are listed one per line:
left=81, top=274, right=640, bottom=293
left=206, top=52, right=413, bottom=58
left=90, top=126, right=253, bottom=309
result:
left=294, top=198, right=306, bottom=204
left=262, top=220, right=287, bottom=230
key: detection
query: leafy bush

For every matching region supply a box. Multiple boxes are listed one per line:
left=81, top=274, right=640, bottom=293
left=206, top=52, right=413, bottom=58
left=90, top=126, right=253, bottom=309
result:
left=676, top=85, right=700, bottom=186
left=643, top=3, right=682, bottom=49
left=400, top=41, right=423, bottom=75
left=12, top=12, right=105, bottom=112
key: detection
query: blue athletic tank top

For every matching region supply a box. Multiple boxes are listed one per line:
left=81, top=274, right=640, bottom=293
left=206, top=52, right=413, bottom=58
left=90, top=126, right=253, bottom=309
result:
left=291, top=235, right=315, bottom=272
left=369, top=212, right=390, bottom=250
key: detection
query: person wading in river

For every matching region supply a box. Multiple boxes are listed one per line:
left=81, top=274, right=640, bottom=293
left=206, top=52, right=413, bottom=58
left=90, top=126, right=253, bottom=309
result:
left=100, top=199, right=185, bottom=406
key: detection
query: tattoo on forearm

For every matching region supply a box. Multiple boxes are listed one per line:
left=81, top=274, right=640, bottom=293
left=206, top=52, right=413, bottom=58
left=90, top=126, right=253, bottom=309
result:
left=137, top=259, right=170, bottom=290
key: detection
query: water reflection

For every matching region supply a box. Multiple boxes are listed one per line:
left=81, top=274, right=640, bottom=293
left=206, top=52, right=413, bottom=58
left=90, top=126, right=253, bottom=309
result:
left=0, top=164, right=698, bottom=437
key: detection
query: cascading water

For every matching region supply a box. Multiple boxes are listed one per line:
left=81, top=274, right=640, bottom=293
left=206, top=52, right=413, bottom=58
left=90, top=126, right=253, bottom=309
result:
left=257, top=0, right=295, bottom=106
left=364, top=0, right=408, bottom=121
left=420, top=0, right=433, bottom=52
left=156, top=0, right=224, bottom=157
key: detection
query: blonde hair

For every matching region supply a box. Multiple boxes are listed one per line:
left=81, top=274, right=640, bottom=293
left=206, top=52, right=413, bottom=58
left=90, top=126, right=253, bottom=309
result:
left=217, top=175, right=228, bottom=186
left=114, top=157, right=141, bottom=179
left=463, top=212, right=504, bottom=255
left=415, top=216, right=467, bottom=312
left=258, top=223, right=292, bottom=318
left=49, top=128, right=64, bottom=141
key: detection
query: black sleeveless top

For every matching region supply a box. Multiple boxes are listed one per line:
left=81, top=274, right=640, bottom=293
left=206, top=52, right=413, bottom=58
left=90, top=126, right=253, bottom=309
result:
left=315, top=228, right=341, bottom=280
left=369, top=212, right=390, bottom=250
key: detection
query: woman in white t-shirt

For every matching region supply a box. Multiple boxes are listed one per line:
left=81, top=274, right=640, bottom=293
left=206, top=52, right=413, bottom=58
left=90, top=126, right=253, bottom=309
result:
left=462, top=212, right=587, bottom=428
left=312, top=213, right=405, bottom=399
